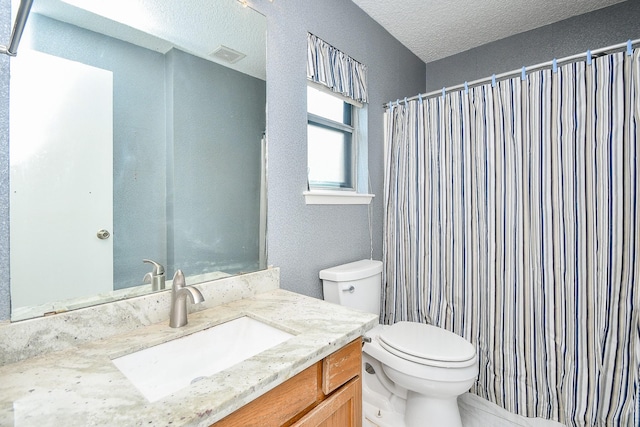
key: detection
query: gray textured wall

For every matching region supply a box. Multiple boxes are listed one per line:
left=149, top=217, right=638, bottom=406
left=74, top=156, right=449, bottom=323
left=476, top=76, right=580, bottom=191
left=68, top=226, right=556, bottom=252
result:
left=426, top=0, right=640, bottom=91
left=0, top=0, right=9, bottom=320
left=169, top=48, right=266, bottom=277
left=250, top=0, right=426, bottom=299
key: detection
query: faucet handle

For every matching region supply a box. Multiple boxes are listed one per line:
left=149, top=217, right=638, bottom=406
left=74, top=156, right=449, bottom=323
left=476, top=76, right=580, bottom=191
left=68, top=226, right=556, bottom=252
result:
left=142, top=272, right=153, bottom=285
left=172, top=269, right=186, bottom=289
left=143, top=259, right=165, bottom=275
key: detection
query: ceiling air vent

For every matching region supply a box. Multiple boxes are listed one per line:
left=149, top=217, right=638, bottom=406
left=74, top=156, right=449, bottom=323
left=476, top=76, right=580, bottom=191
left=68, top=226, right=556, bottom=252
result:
left=210, top=45, right=246, bottom=64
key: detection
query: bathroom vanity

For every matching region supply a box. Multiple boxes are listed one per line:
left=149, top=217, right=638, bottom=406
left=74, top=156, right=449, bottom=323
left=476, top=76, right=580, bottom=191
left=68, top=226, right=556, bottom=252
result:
left=213, top=338, right=362, bottom=426
left=0, top=269, right=378, bottom=426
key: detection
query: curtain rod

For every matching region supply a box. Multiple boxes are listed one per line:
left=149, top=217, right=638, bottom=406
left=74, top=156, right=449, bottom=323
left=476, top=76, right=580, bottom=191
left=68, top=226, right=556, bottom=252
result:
left=384, top=38, right=640, bottom=108
left=0, top=0, right=34, bottom=57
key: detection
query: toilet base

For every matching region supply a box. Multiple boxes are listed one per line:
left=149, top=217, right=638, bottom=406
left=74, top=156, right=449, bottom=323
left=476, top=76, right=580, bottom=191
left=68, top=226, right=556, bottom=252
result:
left=362, top=395, right=462, bottom=427
left=363, top=399, right=405, bottom=427
left=405, top=390, right=462, bottom=427
left=362, top=351, right=465, bottom=427
left=363, top=392, right=463, bottom=427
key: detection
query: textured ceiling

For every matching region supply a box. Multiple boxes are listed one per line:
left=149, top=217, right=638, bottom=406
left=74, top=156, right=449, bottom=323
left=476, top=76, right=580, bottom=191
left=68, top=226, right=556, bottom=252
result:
left=26, top=0, right=266, bottom=79
left=351, top=0, right=627, bottom=63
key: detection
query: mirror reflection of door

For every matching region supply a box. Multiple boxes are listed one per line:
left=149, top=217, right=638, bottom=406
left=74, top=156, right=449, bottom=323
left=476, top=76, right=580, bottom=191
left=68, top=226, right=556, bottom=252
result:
left=10, top=49, right=114, bottom=309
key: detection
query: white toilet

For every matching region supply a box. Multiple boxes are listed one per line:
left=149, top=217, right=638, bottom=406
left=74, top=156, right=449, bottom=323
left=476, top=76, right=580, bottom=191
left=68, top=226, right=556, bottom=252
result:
left=320, top=259, right=478, bottom=427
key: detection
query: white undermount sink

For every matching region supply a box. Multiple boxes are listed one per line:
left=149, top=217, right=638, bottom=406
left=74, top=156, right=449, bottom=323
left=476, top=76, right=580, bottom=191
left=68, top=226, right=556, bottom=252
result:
left=112, top=316, right=294, bottom=402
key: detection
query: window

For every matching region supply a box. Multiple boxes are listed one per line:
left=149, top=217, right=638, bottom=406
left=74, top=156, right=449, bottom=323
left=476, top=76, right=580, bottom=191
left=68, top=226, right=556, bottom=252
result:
left=304, top=83, right=373, bottom=205
left=307, top=84, right=355, bottom=190
left=305, top=33, right=373, bottom=205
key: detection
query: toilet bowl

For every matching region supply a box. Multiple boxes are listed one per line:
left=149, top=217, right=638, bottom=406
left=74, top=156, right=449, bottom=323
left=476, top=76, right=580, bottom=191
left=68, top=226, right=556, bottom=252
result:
left=320, top=260, right=479, bottom=427
left=363, top=323, right=477, bottom=427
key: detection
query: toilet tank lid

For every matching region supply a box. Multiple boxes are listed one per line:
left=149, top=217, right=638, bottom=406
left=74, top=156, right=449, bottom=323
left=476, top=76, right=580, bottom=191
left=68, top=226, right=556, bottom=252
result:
left=319, top=259, right=383, bottom=281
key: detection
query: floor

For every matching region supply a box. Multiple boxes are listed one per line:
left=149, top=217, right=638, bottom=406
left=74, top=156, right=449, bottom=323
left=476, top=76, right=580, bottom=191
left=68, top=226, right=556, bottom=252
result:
left=364, top=393, right=566, bottom=427
left=458, top=393, right=565, bottom=427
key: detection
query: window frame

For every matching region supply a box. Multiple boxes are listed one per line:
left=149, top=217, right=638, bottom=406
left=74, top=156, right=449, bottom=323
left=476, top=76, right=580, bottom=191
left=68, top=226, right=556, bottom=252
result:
left=304, top=82, right=373, bottom=205
left=307, top=114, right=355, bottom=191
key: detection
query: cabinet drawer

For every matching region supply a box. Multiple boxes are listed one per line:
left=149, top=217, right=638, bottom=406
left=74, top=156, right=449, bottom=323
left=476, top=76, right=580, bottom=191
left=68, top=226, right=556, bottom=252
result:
left=322, top=338, right=361, bottom=395
left=212, top=362, right=321, bottom=427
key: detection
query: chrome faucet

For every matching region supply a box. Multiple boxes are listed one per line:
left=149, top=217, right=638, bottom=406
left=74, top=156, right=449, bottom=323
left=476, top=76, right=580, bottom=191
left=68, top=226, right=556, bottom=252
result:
left=143, top=259, right=166, bottom=291
left=169, top=269, right=205, bottom=328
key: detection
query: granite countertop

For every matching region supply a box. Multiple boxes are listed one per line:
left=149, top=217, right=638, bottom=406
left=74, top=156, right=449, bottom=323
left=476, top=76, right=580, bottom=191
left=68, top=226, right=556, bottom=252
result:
left=0, top=289, right=378, bottom=426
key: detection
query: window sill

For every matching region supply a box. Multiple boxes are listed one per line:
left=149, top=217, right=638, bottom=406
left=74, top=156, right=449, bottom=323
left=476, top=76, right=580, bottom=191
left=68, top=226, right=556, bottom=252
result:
left=303, top=190, right=374, bottom=205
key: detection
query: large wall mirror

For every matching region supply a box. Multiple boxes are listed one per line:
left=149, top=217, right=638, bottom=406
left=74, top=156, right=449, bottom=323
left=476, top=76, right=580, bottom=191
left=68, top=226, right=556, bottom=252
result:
left=8, top=0, right=267, bottom=321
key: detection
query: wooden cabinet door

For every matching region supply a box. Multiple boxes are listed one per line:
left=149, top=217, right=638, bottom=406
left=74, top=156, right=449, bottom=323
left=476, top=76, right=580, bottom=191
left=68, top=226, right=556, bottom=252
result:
left=211, top=363, right=321, bottom=427
left=292, top=376, right=362, bottom=427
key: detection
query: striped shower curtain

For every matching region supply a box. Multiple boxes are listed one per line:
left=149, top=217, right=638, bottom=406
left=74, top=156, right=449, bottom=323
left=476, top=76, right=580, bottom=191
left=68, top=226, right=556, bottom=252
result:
left=383, top=48, right=639, bottom=426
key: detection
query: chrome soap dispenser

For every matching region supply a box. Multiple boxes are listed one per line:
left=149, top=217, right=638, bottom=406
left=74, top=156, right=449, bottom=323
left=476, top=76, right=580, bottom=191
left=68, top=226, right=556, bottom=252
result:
left=142, top=259, right=165, bottom=291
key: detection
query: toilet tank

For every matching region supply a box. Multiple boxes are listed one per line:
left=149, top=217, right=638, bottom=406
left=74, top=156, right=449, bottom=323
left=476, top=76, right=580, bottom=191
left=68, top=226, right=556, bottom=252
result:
left=319, top=259, right=382, bottom=315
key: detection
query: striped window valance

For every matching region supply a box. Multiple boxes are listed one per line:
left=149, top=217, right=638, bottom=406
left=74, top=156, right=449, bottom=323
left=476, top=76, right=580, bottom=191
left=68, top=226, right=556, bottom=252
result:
left=307, top=33, right=368, bottom=104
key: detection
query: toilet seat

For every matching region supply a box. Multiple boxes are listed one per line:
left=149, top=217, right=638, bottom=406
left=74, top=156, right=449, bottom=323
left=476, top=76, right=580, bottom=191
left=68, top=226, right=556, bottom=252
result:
left=378, top=322, right=476, bottom=368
